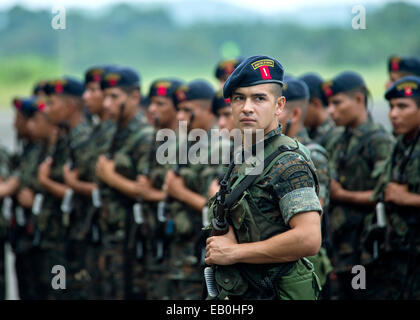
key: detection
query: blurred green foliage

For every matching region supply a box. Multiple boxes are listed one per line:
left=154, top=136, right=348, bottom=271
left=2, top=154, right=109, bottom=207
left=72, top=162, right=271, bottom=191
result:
left=0, top=2, right=419, bottom=105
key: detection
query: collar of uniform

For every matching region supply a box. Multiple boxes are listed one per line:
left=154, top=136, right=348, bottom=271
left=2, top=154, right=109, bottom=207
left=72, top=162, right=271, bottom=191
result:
left=351, top=116, right=373, bottom=138
left=264, top=125, right=283, bottom=141
left=296, top=127, right=311, bottom=145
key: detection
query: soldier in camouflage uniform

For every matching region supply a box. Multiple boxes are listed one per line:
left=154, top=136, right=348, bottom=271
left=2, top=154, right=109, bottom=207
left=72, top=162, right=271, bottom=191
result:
left=36, top=77, right=92, bottom=299
left=205, top=55, right=322, bottom=300
left=95, top=66, right=154, bottom=300
left=8, top=97, right=49, bottom=300
left=367, top=76, right=420, bottom=299
left=61, top=66, right=115, bottom=299
left=139, top=78, right=184, bottom=299
left=162, top=80, right=230, bottom=299
left=299, top=73, right=343, bottom=152
left=322, top=71, right=394, bottom=299
left=277, top=77, right=333, bottom=299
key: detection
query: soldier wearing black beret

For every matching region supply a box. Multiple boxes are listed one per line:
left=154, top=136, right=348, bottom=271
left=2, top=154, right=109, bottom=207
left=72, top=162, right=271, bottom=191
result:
left=324, top=71, right=394, bottom=299
left=96, top=65, right=155, bottom=299
left=35, top=76, right=93, bottom=299
left=368, top=76, right=420, bottom=299
left=205, top=55, right=323, bottom=300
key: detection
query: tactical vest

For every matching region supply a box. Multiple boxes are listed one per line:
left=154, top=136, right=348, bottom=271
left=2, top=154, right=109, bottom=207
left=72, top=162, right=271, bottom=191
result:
left=208, top=133, right=321, bottom=300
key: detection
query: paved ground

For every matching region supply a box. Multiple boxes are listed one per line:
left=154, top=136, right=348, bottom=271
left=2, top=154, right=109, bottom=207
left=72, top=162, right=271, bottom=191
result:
left=0, top=103, right=392, bottom=300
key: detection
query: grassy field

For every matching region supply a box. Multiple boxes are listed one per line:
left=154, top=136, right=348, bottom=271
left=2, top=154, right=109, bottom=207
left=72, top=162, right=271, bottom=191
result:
left=0, top=55, right=391, bottom=108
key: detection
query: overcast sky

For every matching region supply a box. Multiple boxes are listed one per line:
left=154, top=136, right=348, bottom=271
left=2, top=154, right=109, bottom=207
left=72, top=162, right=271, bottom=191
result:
left=2, top=0, right=420, bottom=14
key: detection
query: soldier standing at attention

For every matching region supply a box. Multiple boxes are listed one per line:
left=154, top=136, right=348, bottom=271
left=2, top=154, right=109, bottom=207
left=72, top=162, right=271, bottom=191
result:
left=277, top=77, right=333, bottom=299
left=61, top=66, right=115, bottom=299
left=95, top=66, right=154, bottom=300
left=322, top=71, right=394, bottom=299
left=141, top=78, right=185, bottom=299
left=36, top=77, right=92, bottom=299
left=368, top=76, right=420, bottom=299
left=205, top=55, right=323, bottom=300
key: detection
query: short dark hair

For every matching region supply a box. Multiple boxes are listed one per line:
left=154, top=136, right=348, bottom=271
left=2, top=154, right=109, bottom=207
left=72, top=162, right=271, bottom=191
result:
left=270, top=83, right=283, bottom=99
left=345, top=86, right=370, bottom=108
left=414, top=97, right=420, bottom=108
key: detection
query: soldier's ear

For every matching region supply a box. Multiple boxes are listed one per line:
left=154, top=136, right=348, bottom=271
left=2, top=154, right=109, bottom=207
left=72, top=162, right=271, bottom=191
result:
left=275, top=96, right=285, bottom=116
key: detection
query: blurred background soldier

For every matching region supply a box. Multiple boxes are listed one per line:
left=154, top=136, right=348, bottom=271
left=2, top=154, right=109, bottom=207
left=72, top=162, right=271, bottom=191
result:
left=368, top=76, right=420, bottom=299
left=323, top=71, right=394, bottom=299
left=95, top=66, right=154, bottom=300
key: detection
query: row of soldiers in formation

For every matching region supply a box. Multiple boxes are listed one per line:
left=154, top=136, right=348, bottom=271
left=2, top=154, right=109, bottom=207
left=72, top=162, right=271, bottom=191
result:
left=0, top=54, right=419, bottom=300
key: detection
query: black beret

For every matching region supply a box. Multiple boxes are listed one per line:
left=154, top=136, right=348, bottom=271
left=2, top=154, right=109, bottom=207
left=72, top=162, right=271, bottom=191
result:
left=388, top=56, right=420, bottom=76
left=223, top=55, right=284, bottom=99
left=174, top=79, right=215, bottom=105
left=283, top=78, right=310, bottom=102
left=321, top=71, right=366, bottom=99
left=214, top=57, right=244, bottom=80
left=299, top=73, right=328, bottom=105
left=44, top=77, right=85, bottom=97
left=385, top=76, right=420, bottom=100
left=212, top=89, right=231, bottom=115
left=12, top=96, right=47, bottom=117
left=148, top=78, right=184, bottom=109
left=32, top=80, right=48, bottom=96
left=100, top=66, right=141, bottom=90
left=85, top=65, right=112, bottom=85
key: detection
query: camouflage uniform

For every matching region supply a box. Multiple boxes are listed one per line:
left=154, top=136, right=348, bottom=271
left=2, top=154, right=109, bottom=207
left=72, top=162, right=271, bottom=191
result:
left=143, top=138, right=174, bottom=300
left=307, top=118, right=343, bottom=152
left=207, top=126, right=323, bottom=300
left=12, top=141, right=46, bottom=300
left=35, top=121, right=92, bottom=300
left=164, top=128, right=229, bottom=300
left=98, top=112, right=153, bottom=300
left=328, top=117, right=394, bottom=299
left=366, top=131, right=420, bottom=299
left=0, top=145, right=10, bottom=300
left=296, top=128, right=333, bottom=298
left=66, top=120, right=115, bottom=299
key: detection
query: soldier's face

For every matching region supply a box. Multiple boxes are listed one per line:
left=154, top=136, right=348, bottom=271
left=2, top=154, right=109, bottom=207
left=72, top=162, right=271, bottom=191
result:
left=27, top=112, right=52, bottom=140
left=217, top=106, right=235, bottom=131
left=83, top=82, right=105, bottom=116
left=389, top=97, right=420, bottom=135
left=103, top=87, right=138, bottom=121
left=177, top=100, right=208, bottom=130
left=231, top=84, right=284, bottom=135
left=386, top=71, right=407, bottom=89
left=149, top=96, right=177, bottom=128
left=327, top=93, right=357, bottom=127
left=46, top=94, right=70, bottom=126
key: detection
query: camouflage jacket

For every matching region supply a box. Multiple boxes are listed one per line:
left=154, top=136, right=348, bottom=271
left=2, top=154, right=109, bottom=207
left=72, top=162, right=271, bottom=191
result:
left=328, top=117, right=394, bottom=270
left=223, top=126, right=322, bottom=229
left=165, top=126, right=231, bottom=241
left=37, top=120, right=92, bottom=247
left=308, top=118, right=343, bottom=151
left=68, top=119, right=116, bottom=241
left=99, top=112, right=154, bottom=234
left=372, top=130, right=420, bottom=252
left=296, top=128, right=331, bottom=247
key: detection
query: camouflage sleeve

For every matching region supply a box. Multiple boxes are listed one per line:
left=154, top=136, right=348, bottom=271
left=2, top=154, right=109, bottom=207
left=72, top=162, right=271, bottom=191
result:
left=134, top=128, right=155, bottom=176
left=0, top=147, right=10, bottom=179
left=310, top=149, right=331, bottom=205
left=270, top=152, right=322, bottom=225
left=369, top=133, right=395, bottom=179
